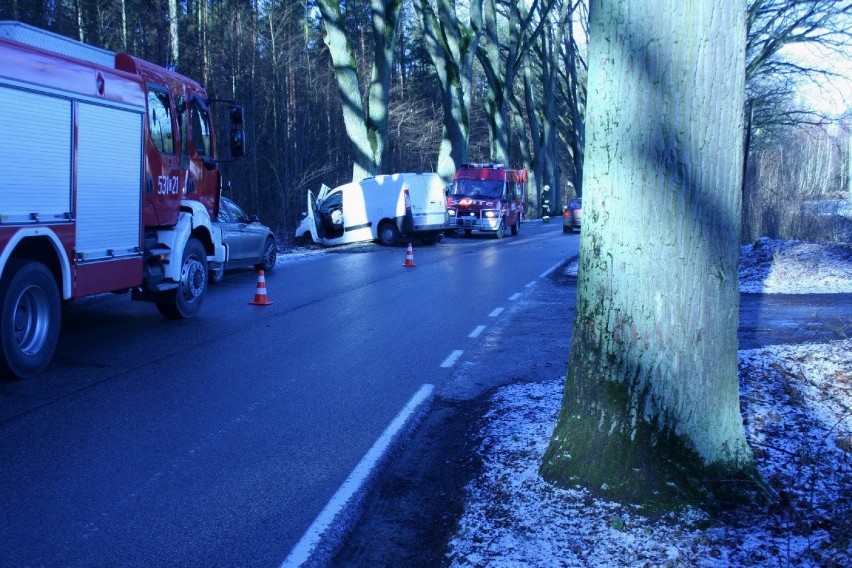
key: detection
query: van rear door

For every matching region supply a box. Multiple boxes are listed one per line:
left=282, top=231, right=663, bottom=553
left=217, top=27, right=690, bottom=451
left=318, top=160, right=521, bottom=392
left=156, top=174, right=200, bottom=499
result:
left=305, top=190, right=322, bottom=243
left=416, top=174, right=449, bottom=230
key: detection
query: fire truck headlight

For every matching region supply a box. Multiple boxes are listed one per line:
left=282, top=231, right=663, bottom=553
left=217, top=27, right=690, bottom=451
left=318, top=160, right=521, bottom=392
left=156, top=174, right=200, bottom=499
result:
left=448, top=209, right=456, bottom=217
left=483, top=209, right=499, bottom=219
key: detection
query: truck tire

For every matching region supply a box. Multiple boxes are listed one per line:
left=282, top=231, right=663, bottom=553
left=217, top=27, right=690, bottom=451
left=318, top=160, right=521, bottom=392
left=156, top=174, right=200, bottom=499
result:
left=0, top=260, right=61, bottom=379
left=511, top=216, right=520, bottom=236
left=156, top=238, right=208, bottom=319
left=495, top=218, right=506, bottom=239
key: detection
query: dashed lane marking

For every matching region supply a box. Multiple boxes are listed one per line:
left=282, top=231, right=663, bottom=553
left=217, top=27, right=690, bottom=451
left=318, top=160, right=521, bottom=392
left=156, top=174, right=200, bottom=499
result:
left=440, top=350, right=464, bottom=368
left=469, top=325, right=486, bottom=338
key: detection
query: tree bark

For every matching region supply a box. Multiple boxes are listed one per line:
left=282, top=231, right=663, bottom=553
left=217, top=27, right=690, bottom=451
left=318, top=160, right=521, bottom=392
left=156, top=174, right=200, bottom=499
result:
left=417, top=0, right=481, bottom=183
left=168, top=0, right=179, bottom=69
left=476, top=0, right=549, bottom=186
left=563, top=0, right=585, bottom=197
left=541, top=0, right=763, bottom=508
left=317, top=0, right=402, bottom=181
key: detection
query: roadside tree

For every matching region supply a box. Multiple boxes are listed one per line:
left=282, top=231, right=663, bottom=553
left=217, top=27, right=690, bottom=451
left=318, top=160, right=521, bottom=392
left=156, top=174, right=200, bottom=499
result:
left=316, top=0, right=403, bottom=181
left=541, top=0, right=763, bottom=507
left=416, top=0, right=483, bottom=182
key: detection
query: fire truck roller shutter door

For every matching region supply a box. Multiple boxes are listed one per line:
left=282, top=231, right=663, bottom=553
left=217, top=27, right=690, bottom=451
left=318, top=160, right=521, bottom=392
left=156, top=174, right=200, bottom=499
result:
left=0, top=86, right=71, bottom=223
left=75, top=102, right=144, bottom=261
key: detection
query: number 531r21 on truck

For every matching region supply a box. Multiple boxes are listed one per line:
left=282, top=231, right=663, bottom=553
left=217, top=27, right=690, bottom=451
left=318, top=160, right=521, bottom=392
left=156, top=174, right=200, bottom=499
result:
left=0, top=22, right=245, bottom=379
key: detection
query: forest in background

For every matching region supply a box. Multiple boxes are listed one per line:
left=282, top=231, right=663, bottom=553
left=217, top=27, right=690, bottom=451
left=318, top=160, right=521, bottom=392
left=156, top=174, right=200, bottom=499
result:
left=1, top=0, right=849, bottom=244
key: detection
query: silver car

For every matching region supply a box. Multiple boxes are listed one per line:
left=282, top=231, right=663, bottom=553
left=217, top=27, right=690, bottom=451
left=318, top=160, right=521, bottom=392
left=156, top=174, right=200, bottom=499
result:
left=210, top=197, right=277, bottom=283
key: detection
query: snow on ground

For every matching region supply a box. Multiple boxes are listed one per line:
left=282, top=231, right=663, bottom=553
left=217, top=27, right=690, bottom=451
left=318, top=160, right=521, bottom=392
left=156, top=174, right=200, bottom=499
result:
left=739, top=237, right=852, bottom=294
left=447, top=239, right=852, bottom=567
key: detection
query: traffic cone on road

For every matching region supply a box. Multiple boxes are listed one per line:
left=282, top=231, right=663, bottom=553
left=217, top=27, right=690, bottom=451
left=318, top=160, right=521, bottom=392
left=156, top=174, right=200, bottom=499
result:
left=402, top=242, right=416, bottom=267
left=249, top=270, right=273, bottom=305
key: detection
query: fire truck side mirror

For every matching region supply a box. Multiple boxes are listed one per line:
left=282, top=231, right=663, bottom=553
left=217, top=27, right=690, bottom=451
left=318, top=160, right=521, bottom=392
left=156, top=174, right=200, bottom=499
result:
left=229, top=105, right=244, bottom=126
left=230, top=127, right=246, bottom=158
left=228, top=105, right=245, bottom=158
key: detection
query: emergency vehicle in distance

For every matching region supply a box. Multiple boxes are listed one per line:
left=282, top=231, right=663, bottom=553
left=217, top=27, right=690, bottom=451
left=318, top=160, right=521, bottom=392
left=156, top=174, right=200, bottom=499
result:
left=446, top=163, right=527, bottom=238
left=0, top=21, right=245, bottom=378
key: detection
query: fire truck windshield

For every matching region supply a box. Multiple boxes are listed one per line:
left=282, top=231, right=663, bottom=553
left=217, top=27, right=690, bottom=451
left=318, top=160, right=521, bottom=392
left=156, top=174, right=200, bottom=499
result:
left=451, top=179, right=504, bottom=198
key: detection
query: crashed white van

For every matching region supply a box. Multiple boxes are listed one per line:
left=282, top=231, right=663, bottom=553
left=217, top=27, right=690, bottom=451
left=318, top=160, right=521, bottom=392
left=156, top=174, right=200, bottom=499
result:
left=296, top=173, right=449, bottom=246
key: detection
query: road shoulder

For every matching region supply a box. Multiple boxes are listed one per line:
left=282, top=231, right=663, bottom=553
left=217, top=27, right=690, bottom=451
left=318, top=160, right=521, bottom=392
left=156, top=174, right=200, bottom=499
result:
left=330, top=264, right=575, bottom=566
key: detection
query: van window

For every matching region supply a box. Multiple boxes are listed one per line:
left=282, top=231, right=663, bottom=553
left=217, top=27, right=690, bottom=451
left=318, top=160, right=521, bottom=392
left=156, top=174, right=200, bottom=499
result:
left=147, top=89, right=174, bottom=154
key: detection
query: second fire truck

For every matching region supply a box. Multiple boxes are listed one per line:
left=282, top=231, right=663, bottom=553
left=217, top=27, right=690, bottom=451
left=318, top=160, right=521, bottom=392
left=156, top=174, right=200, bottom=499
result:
left=446, top=163, right=527, bottom=238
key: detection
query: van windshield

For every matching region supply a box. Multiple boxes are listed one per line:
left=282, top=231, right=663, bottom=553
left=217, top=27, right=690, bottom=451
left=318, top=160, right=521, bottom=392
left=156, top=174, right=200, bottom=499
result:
left=451, top=179, right=503, bottom=198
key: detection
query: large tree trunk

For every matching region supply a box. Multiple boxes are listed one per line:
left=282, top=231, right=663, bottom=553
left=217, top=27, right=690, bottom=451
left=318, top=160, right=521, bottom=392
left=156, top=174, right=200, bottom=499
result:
left=478, top=0, right=510, bottom=164
left=417, top=0, right=481, bottom=183
left=317, top=0, right=401, bottom=182
left=541, top=0, right=762, bottom=507
left=563, top=0, right=585, bottom=197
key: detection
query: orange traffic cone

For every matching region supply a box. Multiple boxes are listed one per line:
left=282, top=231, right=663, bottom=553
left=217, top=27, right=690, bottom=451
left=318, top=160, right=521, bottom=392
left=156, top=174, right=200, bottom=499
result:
left=249, top=270, right=273, bottom=305
left=403, top=242, right=416, bottom=267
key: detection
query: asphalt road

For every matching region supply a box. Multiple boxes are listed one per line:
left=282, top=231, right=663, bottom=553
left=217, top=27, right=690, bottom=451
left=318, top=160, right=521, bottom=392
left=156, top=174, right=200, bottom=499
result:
left=0, top=221, right=576, bottom=566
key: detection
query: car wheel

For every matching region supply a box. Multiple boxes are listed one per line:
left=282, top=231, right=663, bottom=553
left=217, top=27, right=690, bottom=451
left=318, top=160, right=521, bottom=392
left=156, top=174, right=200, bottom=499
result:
left=256, top=237, right=277, bottom=272
left=156, top=238, right=208, bottom=319
left=0, top=260, right=61, bottom=379
left=209, top=262, right=225, bottom=284
left=378, top=221, right=400, bottom=246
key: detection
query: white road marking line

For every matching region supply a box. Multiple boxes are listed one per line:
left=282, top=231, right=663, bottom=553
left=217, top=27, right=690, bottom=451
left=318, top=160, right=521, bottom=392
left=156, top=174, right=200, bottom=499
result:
left=281, top=383, right=435, bottom=568
left=540, top=261, right=562, bottom=278
left=525, top=280, right=537, bottom=288
left=489, top=307, right=505, bottom=317
left=469, top=325, right=486, bottom=338
left=508, top=292, right=522, bottom=301
left=440, top=350, right=464, bottom=368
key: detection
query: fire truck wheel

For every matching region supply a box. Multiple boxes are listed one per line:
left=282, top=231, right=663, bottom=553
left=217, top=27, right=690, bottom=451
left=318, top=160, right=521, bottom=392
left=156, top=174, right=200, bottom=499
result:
left=511, top=217, right=520, bottom=236
left=0, top=260, right=61, bottom=379
left=156, top=238, right=208, bottom=319
left=495, top=219, right=506, bottom=239
left=256, top=237, right=277, bottom=272
left=378, top=221, right=400, bottom=246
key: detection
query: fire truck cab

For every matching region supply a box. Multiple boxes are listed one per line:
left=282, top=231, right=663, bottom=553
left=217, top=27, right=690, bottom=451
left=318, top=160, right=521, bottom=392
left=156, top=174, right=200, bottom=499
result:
left=447, top=163, right=527, bottom=238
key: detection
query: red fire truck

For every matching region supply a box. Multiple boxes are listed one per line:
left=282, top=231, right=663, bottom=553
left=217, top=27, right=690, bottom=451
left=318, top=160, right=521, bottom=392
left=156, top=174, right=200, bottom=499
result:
left=446, top=163, right=527, bottom=238
left=0, top=22, right=245, bottom=378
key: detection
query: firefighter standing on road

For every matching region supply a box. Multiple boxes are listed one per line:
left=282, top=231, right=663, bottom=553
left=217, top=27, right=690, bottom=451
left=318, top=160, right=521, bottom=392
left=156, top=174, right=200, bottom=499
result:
left=542, top=185, right=551, bottom=222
